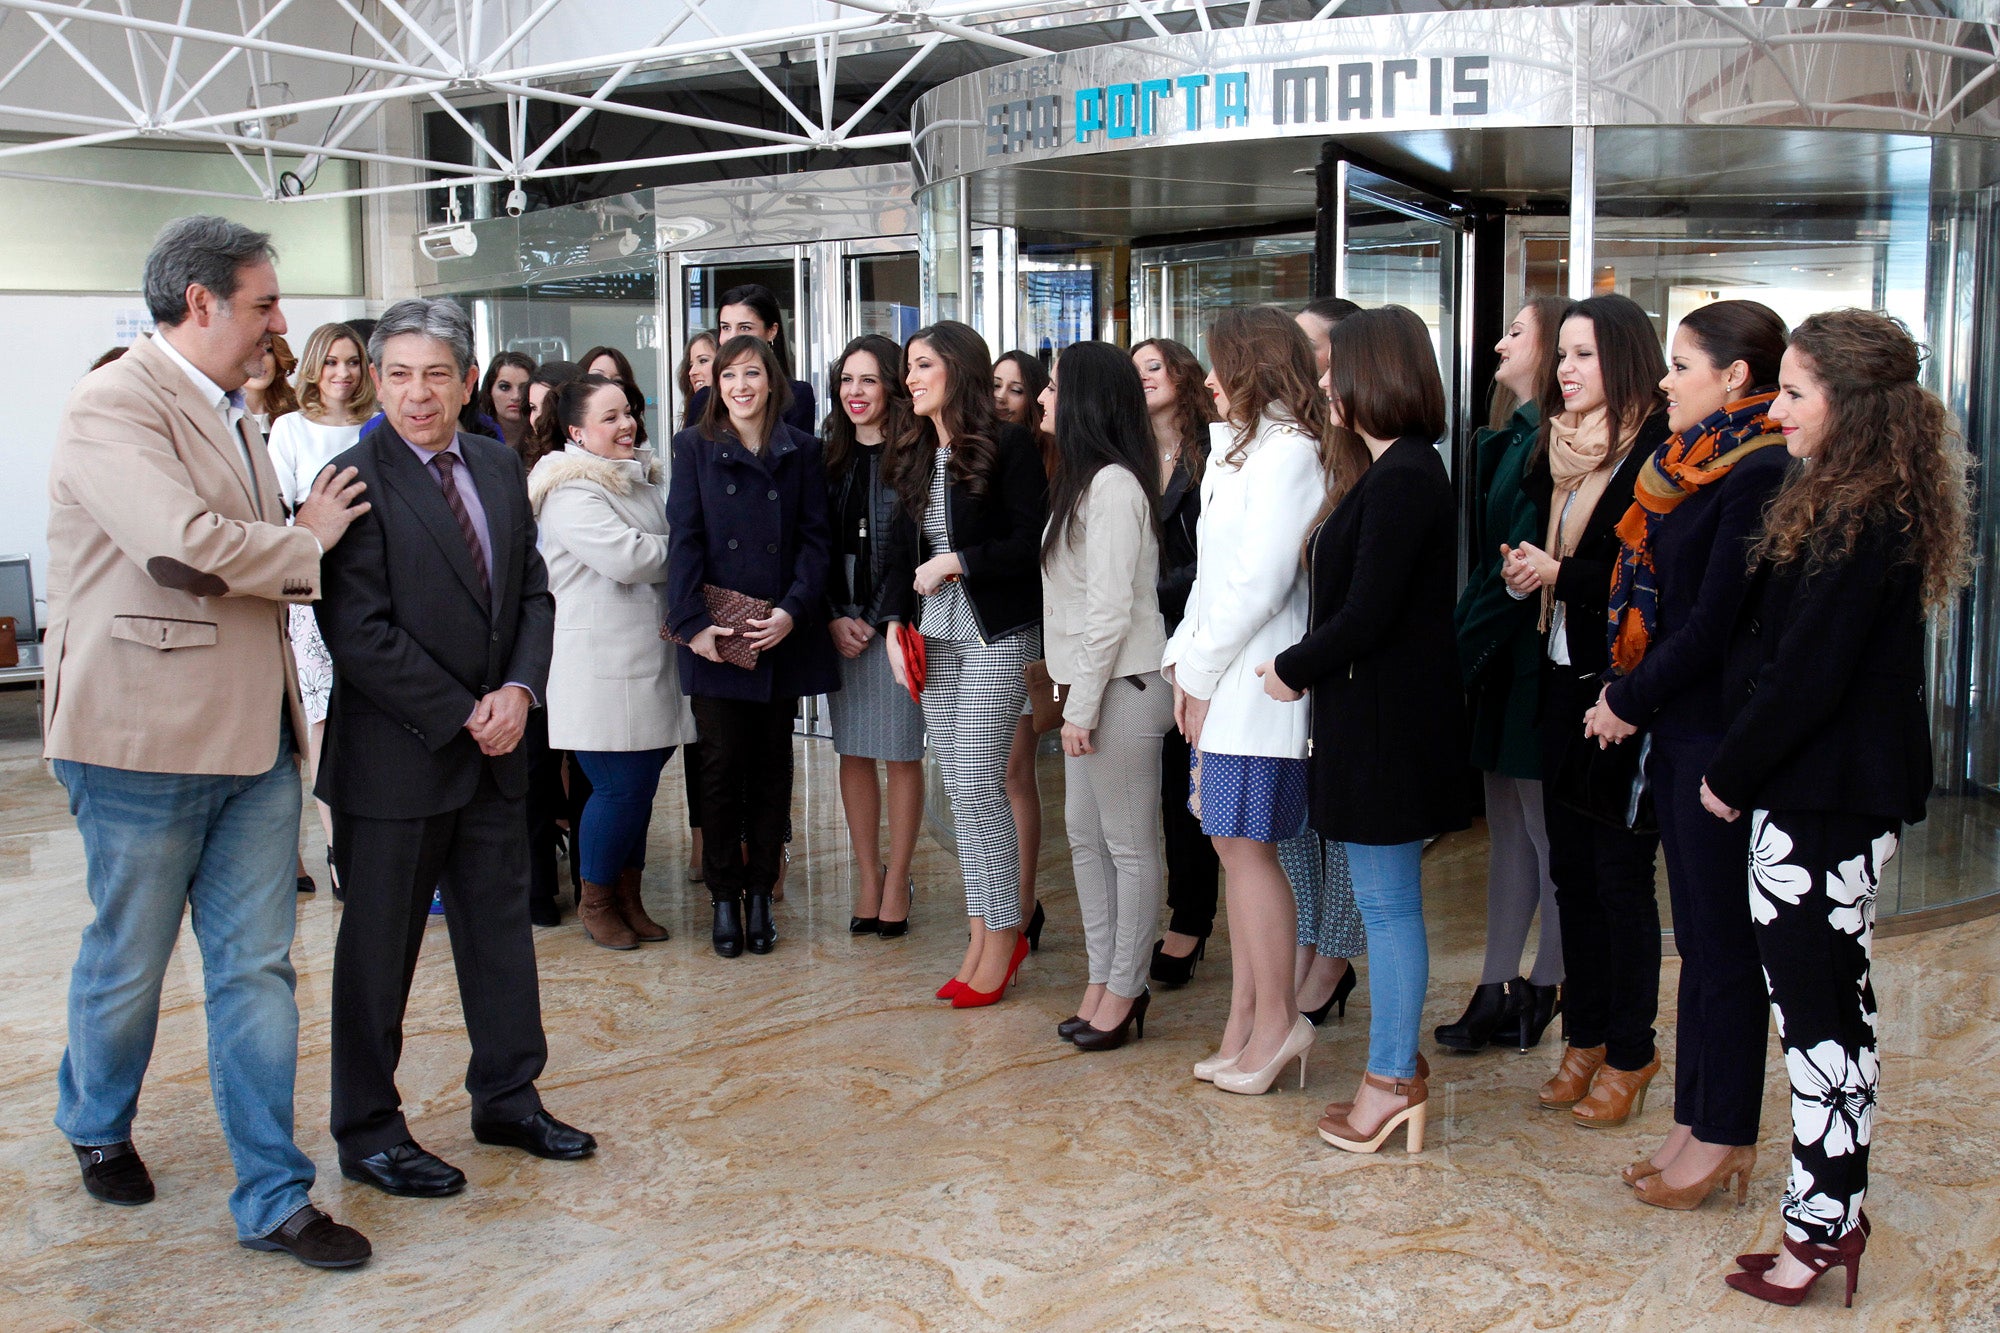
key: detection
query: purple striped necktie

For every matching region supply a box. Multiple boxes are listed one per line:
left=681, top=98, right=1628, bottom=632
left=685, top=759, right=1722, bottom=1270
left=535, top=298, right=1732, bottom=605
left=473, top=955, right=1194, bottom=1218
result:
left=429, top=450, right=490, bottom=600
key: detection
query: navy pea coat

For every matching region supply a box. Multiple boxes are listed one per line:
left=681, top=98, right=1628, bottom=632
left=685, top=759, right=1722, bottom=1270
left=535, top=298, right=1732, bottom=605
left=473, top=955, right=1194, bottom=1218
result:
left=666, top=420, right=839, bottom=703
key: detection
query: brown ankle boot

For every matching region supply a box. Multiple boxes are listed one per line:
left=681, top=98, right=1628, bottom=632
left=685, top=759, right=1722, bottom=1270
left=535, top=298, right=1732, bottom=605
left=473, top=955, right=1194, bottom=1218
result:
left=615, top=867, right=669, bottom=942
left=1573, top=1051, right=1661, bottom=1128
left=579, top=880, right=638, bottom=951
left=1539, top=1044, right=1606, bottom=1110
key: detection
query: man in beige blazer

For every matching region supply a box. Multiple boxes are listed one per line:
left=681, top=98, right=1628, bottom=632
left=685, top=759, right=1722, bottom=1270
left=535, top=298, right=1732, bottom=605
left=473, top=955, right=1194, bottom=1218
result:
left=43, top=216, right=372, bottom=1269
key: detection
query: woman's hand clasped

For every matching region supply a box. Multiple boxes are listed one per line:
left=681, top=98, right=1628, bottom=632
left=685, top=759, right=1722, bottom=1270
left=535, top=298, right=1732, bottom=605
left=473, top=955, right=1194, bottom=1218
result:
left=829, top=615, right=875, bottom=659
left=1500, top=541, right=1559, bottom=596
left=1060, top=721, right=1094, bottom=757
left=689, top=625, right=734, bottom=664
left=913, top=552, right=964, bottom=597
left=1582, top=685, right=1639, bottom=748
left=1254, top=659, right=1302, bottom=703
left=742, top=606, right=794, bottom=652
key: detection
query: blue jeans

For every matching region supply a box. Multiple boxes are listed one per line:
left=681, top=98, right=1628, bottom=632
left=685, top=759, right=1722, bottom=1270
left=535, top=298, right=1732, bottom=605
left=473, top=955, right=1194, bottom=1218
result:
left=53, top=729, right=315, bottom=1240
left=573, top=748, right=672, bottom=886
left=1342, top=840, right=1428, bottom=1081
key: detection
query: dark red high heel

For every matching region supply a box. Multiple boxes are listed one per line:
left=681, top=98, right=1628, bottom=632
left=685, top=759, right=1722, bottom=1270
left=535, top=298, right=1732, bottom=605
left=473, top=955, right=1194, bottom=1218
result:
left=1738, top=1211, right=1870, bottom=1272
left=1725, top=1228, right=1866, bottom=1308
left=952, top=935, right=1030, bottom=1009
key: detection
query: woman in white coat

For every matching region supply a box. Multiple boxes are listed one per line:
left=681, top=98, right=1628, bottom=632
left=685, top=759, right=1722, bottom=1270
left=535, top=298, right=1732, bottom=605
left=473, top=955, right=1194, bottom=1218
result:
left=528, top=374, right=696, bottom=951
left=1163, top=305, right=1330, bottom=1095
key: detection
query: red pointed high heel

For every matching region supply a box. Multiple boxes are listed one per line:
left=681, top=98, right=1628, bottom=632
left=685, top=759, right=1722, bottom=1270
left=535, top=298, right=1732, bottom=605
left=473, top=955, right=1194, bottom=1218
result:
left=936, top=978, right=966, bottom=1000
left=1739, top=1211, right=1870, bottom=1272
left=1725, top=1228, right=1866, bottom=1309
left=951, top=935, right=1029, bottom=1009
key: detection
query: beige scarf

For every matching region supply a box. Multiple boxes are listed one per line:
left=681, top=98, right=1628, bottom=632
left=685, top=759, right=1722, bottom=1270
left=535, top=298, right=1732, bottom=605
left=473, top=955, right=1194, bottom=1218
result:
left=1540, top=406, right=1628, bottom=630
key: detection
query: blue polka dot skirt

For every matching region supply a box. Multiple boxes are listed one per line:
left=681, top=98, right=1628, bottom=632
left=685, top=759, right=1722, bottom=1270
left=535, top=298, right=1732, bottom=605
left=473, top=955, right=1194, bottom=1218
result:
left=1190, top=748, right=1309, bottom=841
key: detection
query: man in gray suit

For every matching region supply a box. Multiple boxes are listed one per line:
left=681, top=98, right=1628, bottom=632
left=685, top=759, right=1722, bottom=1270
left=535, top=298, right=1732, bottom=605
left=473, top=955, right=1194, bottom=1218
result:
left=316, top=298, right=594, bottom=1199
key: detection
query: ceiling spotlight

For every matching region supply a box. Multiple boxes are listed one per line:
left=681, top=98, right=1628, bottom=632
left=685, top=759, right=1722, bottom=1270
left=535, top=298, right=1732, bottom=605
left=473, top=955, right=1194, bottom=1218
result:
left=236, top=81, right=297, bottom=138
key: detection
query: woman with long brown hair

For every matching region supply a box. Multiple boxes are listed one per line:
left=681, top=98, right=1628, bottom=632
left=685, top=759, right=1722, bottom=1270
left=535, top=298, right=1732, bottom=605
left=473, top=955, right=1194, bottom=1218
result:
left=1162, top=305, right=1328, bottom=1094
left=478, top=350, right=536, bottom=453
left=883, top=321, right=1049, bottom=1007
left=678, top=329, right=719, bottom=428
left=823, top=334, right=925, bottom=936
left=1440, top=294, right=1574, bottom=1052
left=992, top=347, right=1055, bottom=949
left=241, top=333, right=299, bottom=433
left=1134, top=337, right=1222, bottom=987
left=1501, top=293, right=1670, bottom=1130
left=1261, top=305, right=1468, bottom=1152
left=1702, top=310, right=1970, bottom=1309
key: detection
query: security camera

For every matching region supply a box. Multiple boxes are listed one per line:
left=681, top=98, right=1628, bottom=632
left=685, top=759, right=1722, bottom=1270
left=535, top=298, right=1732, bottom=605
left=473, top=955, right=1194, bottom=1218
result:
left=505, top=187, right=527, bottom=217
left=419, top=222, right=478, bottom=261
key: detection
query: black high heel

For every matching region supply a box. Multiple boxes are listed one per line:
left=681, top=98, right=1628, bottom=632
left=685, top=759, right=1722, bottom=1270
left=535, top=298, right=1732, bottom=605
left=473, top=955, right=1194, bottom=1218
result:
left=1149, top=937, right=1206, bottom=989
left=1056, top=1013, right=1093, bottom=1042
left=1072, top=989, right=1149, bottom=1051
left=1518, top=981, right=1562, bottom=1051
left=849, top=916, right=880, bottom=934
left=1434, top=978, right=1527, bottom=1053
left=877, top=876, right=914, bottom=938
left=1025, top=900, right=1045, bottom=952
left=326, top=845, right=344, bottom=903
left=1301, top=961, right=1358, bottom=1025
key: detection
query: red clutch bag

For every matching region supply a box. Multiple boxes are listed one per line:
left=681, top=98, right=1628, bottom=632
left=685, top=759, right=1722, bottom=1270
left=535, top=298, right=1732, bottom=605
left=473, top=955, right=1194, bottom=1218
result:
left=901, top=627, right=926, bottom=701
left=667, top=585, right=772, bottom=670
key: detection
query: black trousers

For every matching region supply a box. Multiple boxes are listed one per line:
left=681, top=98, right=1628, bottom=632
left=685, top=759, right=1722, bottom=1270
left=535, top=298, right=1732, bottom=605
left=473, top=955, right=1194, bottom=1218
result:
left=1160, top=725, right=1219, bottom=938
left=1542, top=668, right=1662, bottom=1072
left=691, top=695, right=795, bottom=903
left=1651, top=729, right=1766, bottom=1146
left=682, top=741, right=704, bottom=830
left=523, top=710, right=564, bottom=906
left=330, top=766, right=547, bottom=1157
left=1752, top=808, right=1891, bottom=1245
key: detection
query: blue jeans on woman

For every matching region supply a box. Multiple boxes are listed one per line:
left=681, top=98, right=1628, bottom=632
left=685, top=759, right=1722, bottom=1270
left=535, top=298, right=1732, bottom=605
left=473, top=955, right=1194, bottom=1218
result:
left=53, top=728, right=316, bottom=1241
left=1342, top=840, right=1427, bottom=1081
left=573, top=748, right=673, bottom=886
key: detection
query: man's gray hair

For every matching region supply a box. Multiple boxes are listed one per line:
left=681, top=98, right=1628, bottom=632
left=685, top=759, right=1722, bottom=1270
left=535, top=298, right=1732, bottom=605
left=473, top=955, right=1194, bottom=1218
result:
left=368, top=298, right=475, bottom=378
left=143, top=215, right=276, bottom=327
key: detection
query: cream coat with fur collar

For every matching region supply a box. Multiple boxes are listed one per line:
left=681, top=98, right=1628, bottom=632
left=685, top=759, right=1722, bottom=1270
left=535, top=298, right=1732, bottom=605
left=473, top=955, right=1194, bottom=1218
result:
left=530, top=445, right=695, bottom=751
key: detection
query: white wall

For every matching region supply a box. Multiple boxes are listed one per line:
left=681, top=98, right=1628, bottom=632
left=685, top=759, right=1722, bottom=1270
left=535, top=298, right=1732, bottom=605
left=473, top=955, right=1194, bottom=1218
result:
left=1, top=293, right=366, bottom=632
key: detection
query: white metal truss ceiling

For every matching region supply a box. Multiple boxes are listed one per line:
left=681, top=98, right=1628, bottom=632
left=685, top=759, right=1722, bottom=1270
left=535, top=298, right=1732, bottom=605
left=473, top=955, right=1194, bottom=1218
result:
left=0, top=0, right=1293, bottom=205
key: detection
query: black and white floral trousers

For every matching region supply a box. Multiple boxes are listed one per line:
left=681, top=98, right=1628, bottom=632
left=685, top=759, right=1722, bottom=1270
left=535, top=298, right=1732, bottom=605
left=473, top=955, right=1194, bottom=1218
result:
left=1749, top=808, right=1897, bottom=1246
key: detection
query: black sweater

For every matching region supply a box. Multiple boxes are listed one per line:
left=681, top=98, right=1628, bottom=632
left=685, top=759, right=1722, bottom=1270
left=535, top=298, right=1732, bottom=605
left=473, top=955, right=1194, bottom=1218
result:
left=1273, top=437, right=1470, bottom=846
left=1706, top=522, right=1933, bottom=826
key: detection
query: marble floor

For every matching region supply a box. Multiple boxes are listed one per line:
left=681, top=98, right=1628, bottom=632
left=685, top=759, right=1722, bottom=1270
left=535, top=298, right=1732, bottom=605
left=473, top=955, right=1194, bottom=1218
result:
left=1, top=689, right=1996, bottom=1332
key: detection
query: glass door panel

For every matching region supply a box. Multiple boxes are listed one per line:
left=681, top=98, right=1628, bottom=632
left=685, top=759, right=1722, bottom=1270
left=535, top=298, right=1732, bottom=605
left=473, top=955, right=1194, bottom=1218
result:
left=1132, top=234, right=1314, bottom=351
left=675, top=247, right=809, bottom=426
left=847, top=251, right=921, bottom=345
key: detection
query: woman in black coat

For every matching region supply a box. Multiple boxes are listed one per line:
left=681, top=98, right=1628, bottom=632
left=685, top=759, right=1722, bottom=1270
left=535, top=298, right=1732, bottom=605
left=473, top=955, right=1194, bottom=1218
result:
left=1581, top=301, right=1790, bottom=1210
left=881, top=321, right=1049, bottom=1008
left=1702, top=310, right=1969, bottom=1310
left=1262, top=305, right=1468, bottom=1156
left=667, top=335, right=838, bottom=959
left=1503, top=293, right=1670, bottom=1130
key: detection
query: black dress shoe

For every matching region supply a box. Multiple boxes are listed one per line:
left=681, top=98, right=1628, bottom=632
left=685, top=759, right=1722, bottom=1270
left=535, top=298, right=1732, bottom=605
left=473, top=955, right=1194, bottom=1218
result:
left=1302, top=962, right=1358, bottom=1026
left=471, top=1109, right=596, bottom=1161
left=712, top=897, right=744, bottom=958
left=1434, top=978, right=1526, bottom=1053
left=240, top=1203, right=371, bottom=1269
left=1149, top=936, right=1206, bottom=988
left=848, top=915, right=880, bottom=934
left=339, top=1139, right=466, bottom=1197
left=528, top=895, right=562, bottom=927
left=1056, top=1014, right=1093, bottom=1042
left=1072, top=989, right=1150, bottom=1052
left=745, top=892, right=776, bottom=954
left=73, top=1140, right=154, bottom=1206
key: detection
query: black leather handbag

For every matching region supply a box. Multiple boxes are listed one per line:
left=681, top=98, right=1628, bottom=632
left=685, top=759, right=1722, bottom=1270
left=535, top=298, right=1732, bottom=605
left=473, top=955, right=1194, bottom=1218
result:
left=1551, top=731, right=1658, bottom=834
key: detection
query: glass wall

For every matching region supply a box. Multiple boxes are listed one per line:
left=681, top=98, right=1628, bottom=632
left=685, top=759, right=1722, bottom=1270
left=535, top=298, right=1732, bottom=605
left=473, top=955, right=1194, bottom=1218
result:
left=469, top=267, right=661, bottom=441
left=1133, top=234, right=1312, bottom=351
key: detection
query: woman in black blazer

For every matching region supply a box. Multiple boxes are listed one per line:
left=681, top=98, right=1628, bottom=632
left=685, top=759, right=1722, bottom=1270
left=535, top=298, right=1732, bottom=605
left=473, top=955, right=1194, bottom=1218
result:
left=1580, top=301, right=1790, bottom=1211
left=881, top=321, right=1049, bottom=1008
left=1262, top=306, right=1468, bottom=1155
left=1700, top=311, right=1969, bottom=1310
left=1503, top=293, right=1670, bottom=1129
left=667, top=336, right=838, bottom=959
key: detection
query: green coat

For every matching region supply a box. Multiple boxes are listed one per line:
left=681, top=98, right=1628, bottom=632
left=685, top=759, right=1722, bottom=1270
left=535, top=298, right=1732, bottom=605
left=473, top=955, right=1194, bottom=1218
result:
left=1454, top=403, right=1547, bottom=779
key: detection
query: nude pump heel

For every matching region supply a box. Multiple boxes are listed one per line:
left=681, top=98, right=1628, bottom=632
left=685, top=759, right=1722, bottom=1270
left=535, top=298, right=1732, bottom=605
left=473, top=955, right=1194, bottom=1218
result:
left=1192, top=1050, right=1239, bottom=1082
left=1213, top=1016, right=1314, bottom=1095
left=1633, top=1145, right=1755, bottom=1211
left=1318, top=1072, right=1429, bottom=1154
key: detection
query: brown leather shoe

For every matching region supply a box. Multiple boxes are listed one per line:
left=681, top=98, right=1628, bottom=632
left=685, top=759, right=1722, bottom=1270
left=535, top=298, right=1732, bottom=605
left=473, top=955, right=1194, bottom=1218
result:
left=1538, top=1044, right=1606, bottom=1110
left=579, top=880, right=638, bottom=950
left=1622, top=1157, right=1664, bottom=1187
left=1322, top=1053, right=1429, bottom=1120
left=1573, top=1052, right=1662, bottom=1128
left=614, top=867, right=669, bottom=942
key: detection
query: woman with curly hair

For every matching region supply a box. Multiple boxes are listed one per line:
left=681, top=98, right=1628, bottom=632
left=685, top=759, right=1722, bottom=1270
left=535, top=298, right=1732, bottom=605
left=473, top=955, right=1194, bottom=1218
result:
left=1702, top=309, right=1971, bottom=1310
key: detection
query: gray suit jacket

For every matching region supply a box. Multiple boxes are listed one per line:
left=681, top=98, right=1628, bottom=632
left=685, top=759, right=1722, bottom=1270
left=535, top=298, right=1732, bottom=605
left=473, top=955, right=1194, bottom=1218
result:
left=314, top=423, right=553, bottom=819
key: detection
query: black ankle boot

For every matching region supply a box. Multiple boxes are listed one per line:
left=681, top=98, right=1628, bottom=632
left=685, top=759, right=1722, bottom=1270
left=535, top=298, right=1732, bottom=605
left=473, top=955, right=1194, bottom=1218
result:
left=1519, top=981, right=1562, bottom=1051
left=711, top=897, right=745, bottom=958
left=745, top=893, right=776, bottom=955
left=1434, top=978, right=1526, bottom=1053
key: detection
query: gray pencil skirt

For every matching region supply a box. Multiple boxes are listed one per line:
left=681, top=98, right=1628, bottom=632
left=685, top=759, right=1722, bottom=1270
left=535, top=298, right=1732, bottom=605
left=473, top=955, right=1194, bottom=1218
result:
left=827, top=632, right=926, bottom=763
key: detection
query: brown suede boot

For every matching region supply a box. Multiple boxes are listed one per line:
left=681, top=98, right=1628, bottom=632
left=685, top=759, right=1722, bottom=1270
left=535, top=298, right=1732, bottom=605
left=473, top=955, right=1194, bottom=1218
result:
left=579, top=880, right=638, bottom=950
left=1539, top=1043, right=1606, bottom=1110
left=615, top=867, right=669, bottom=942
left=1572, top=1051, right=1662, bottom=1129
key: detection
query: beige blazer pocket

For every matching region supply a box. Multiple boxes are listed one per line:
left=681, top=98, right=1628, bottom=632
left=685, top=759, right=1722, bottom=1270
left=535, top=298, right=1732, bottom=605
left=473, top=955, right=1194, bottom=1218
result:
left=110, top=615, right=220, bottom=651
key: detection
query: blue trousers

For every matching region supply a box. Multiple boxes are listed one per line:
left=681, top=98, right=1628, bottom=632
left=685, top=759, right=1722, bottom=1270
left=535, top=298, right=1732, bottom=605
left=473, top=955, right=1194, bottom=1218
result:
left=53, top=728, right=315, bottom=1240
left=573, top=748, right=674, bottom=886
left=1343, top=840, right=1427, bottom=1081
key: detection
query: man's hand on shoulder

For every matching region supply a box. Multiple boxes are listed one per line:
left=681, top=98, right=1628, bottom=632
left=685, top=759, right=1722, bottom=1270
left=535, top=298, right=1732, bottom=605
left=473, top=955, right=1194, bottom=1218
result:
left=296, top=464, right=370, bottom=551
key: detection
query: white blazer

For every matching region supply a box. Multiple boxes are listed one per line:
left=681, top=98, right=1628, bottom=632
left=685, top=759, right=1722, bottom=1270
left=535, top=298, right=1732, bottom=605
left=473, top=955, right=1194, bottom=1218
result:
left=1162, top=414, right=1323, bottom=759
left=530, top=445, right=696, bottom=753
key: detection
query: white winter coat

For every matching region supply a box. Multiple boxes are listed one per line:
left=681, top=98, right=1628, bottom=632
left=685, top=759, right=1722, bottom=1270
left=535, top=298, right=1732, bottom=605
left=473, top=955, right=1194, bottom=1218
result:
left=529, top=445, right=696, bottom=752
left=1161, top=415, right=1323, bottom=760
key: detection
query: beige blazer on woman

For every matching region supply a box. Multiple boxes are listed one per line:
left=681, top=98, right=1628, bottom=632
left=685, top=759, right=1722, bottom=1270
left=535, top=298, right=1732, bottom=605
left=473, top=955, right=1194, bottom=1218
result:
left=42, top=334, right=321, bottom=775
left=1041, top=465, right=1165, bottom=730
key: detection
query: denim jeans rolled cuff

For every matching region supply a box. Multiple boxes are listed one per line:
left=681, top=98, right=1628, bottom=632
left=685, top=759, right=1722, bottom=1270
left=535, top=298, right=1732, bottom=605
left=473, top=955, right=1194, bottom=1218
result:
left=573, top=747, right=673, bottom=885
left=1342, top=839, right=1428, bottom=1082
left=55, top=725, right=316, bottom=1239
